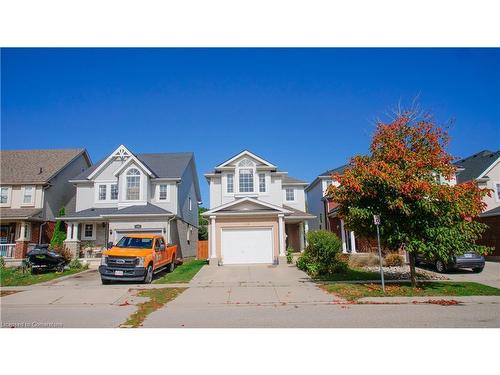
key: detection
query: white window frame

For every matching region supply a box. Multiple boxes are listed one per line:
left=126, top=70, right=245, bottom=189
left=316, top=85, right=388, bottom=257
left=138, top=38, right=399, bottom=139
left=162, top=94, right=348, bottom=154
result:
left=157, top=184, right=169, bottom=201
left=495, top=182, right=500, bottom=202
left=98, top=184, right=107, bottom=201
left=110, top=183, right=118, bottom=200
left=94, top=181, right=118, bottom=203
left=226, top=173, right=234, bottom=193
left=125, top=168, right=141, bottom=201
left=21, top=186, right=35, bottom=206
left=259, top=173, right=266, bottom=193
left=0, top=186, right=11, bottom=207
left=285, top=187, right=295, bottom=201
left=16, top=222, right=31, bottom=241
left=81, top=223, right=96, bottom=240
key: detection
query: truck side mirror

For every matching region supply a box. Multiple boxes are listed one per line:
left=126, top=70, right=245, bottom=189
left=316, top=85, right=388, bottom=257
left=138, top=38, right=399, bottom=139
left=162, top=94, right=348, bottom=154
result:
left=159, top=244, right=165, bottom=251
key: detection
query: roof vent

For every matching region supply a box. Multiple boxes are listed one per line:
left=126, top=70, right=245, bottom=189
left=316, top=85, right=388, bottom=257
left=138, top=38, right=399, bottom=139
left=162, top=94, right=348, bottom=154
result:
left=39, top=167, right=43, bottom=174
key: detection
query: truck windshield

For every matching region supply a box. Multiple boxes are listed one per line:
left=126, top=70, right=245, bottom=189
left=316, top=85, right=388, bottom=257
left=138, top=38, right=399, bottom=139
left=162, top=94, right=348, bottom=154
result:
left=116, top=237, right=153, bottom=249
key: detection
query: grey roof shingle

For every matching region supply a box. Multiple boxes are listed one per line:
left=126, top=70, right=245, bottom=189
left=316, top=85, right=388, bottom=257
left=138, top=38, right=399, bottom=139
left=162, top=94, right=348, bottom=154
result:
left=282, top=175, right=307, bottom=184
left=318, top=164, right=348, bottom=177
left=283, top=205, right=316, bottom=218
left=480, top=206, right=500, bottom=218
left=63, top=203, right=174, bottom=219
left=71, top=152, right=193, bottom=181
left=0, top=149, right=88, bottom=184
left=0, top=208, right=43, bottom=220
left=454, top=150, right=500, bottom=183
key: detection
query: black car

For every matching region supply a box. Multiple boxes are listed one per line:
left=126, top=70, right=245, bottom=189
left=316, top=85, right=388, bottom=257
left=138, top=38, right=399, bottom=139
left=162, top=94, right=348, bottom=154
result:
left=416, top=252, right=485, bottom=273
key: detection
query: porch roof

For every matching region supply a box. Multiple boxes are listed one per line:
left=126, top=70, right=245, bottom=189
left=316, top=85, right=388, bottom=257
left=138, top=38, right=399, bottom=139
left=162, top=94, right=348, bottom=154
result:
left=61, top=203, right=174, bottom=220
left=282, top=205, right=316, bottom=220
left=0, top=208, right=43, bottom=221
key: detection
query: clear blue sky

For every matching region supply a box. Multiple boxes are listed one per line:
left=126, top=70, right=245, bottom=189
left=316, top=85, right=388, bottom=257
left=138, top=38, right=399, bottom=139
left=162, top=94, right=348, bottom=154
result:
left=2, top=48, right=499, bottom=205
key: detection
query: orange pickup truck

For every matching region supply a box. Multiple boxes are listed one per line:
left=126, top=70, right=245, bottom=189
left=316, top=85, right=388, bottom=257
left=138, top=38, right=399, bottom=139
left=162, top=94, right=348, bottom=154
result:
left=99, top=234, right=177, bottom=284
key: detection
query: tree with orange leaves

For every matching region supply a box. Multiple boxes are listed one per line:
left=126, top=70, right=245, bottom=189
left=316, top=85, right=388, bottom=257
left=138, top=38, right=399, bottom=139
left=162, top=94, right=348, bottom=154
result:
left=327, top=112, right=491, bottom=286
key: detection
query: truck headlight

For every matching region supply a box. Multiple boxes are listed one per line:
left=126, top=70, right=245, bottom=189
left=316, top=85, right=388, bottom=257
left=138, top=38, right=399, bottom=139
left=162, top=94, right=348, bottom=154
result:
left=101, top=256, right=108, bottom=266
left=136, top=257, right=145, bottom=267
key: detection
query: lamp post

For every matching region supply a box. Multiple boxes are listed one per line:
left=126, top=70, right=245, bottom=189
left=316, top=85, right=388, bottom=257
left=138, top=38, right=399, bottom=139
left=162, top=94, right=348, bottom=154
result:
left=373, top=214, right=385, bottom=293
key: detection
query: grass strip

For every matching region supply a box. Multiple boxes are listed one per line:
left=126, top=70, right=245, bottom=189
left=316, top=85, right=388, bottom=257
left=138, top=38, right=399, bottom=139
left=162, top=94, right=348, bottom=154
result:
left=121, top=287, right=186, bottom=328
left=1, top=267, right=85, bottom=287
left=153, top=259, right=206, bottom=284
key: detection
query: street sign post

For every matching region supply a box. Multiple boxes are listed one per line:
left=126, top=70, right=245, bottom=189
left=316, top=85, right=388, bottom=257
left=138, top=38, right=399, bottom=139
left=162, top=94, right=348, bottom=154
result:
left=373, top=214, right=385, bottom=292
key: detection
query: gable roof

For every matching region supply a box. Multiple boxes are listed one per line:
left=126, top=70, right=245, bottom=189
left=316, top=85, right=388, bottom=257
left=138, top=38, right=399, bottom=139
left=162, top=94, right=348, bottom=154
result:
left=282, top=175, right=308, bottom=185
left=454, top=150, right=500, bottom=183
left=215, top=150, right=277, bottom=169
left=202, top=197, right=291, bottom=216
left=72, top=151, right=194, bottom=181
left=0, top=148, right=91, bottom=184
left=305, top=164, right=348, bottom=192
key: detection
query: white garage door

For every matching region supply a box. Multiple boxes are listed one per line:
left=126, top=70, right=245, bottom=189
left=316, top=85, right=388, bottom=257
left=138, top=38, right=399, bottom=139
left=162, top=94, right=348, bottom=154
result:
left=221, top=228, right=273, bottom=264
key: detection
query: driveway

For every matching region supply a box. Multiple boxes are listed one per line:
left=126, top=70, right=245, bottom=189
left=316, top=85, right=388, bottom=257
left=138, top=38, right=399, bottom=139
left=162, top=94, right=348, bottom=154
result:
left=444, top=261, right=500, bottom=288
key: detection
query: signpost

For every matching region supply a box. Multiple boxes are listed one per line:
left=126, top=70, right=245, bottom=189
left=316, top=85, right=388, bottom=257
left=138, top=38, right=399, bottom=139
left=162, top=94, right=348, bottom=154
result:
left=373, top=214, right=385, bottom=293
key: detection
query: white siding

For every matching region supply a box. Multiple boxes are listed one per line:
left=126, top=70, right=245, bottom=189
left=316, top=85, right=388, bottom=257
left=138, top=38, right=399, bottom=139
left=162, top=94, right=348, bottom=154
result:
left=305, top=180, right=325, bottom=230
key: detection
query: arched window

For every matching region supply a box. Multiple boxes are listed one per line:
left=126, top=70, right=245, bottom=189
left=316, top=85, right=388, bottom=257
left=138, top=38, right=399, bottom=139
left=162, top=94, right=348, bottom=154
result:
left=126, top=168, right=140, bottom=200
left=238, top=159, right=254, bottom=192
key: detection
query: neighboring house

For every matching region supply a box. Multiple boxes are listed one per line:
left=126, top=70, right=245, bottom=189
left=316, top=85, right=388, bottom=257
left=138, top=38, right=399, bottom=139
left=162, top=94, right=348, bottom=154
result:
left=305, top=165, right=360, bottom=253
left=0, top=149, right=92, bottom=259
left=202, top=150, right=314, bottom=265
left=454, top=150, right=500, bottom=259
left=60, top=145, right=201, bottom=259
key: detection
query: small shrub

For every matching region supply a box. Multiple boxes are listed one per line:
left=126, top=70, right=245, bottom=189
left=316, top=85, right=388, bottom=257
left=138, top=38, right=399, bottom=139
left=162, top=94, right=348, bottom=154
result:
left=0, top=256, right=5, bottom=269
left=348, top=253, right=380, bottom=268
left=296, top=230, right=345, bottom=276
left=384, top=253, right=404, bottom=267
left=52, top=245, right=73, bottom=263
left=286, top=247, right=294, bottom=264
left=68, top=258, right=89, bottom=270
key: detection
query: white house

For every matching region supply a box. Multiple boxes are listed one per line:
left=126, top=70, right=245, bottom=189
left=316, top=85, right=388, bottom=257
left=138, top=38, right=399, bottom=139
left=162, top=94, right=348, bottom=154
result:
left=202, top=150, right=314, bottom=265
left=60, top=145, right=201, bottom=259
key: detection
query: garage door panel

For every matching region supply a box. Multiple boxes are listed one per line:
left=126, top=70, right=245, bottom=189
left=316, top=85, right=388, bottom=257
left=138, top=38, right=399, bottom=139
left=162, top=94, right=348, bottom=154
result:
left=221, top=228, right=273, bottom=264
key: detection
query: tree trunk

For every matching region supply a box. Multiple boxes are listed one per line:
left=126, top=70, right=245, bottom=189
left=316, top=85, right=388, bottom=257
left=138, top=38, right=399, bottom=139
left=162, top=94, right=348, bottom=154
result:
left=409, top=252, right=417, bottom=288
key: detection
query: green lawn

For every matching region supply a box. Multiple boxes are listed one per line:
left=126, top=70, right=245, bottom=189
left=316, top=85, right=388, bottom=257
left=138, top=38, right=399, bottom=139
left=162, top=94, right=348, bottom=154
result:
left=321, top=282, right=500, bottom=301
left=121, top=288, right=186, bottom=328
left=153, top=259, right=206, bottom=284
left=314, top=267, right=385, bottom=281
left=0, top=267, right=85, bottom=287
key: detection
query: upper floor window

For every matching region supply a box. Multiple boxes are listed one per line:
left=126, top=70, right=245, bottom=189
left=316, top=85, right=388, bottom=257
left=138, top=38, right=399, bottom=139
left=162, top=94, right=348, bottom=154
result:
left=259, top=173, right=266, bottom=192
left=110, top=184, right=118, bottom=200
left=159, top=184, right=168, bottom=200
left=22, top=186, right=35, bottom=205
left=0, top=187, right=9, bottom=204
left=227, top=174, right=234, bottom=193
left=239, top=169, right=254, bottom=192
left=126, top=168, right=140, bottom=200
left=98, top=184, right=107, bottom=200
left=285, top=187, right=295, bottom=201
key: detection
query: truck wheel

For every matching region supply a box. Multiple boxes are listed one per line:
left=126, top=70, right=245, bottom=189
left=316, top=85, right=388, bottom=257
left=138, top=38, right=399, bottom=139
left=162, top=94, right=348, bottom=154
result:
left=144, top=265, right=153, bottom=284
left=472, top=267, right=484, bottom=273
left=168, top=260, right=175, bottom=273
left=435, top=260, right=447, bottom=273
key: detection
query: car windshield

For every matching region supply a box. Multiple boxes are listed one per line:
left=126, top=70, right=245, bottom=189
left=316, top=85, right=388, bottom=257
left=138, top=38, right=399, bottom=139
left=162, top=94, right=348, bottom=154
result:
left=116, top=236, right=153, bottom=249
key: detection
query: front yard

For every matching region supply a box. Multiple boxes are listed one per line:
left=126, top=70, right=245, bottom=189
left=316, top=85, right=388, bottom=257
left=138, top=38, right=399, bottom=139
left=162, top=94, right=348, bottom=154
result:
left=153, top=259, right=206, bottom=284
left=321, top=282, right=500, bottom=301
left=0, top=266, right=87, bottom=287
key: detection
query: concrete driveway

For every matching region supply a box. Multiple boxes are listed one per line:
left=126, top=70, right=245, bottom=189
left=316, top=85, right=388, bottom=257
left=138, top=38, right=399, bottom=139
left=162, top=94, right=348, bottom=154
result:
left=444, top=261, right=500, bottom=288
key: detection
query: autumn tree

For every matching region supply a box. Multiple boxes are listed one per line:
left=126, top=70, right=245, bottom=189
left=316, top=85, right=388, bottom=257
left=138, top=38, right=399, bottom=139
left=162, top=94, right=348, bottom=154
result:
left=327, top=112, right=491, bottom=286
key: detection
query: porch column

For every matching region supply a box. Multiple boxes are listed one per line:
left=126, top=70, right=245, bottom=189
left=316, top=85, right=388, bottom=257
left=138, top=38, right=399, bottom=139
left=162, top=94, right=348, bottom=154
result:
left=304, top=220, right=309, bottom=247
left=18, top=222, right=26, bottom=241
left=73, top=223, right=79, bottom=240
left=66, top=223, right=72, bottom=241
left=350, top=231, right=357, bottom=253
left=209, top=216, right=217, bottom=266
left=299, top=222, right=305, bottom=252
left=14, top=222, right=30, bottom=259
left=278, top=214, right=286, bottom=257
left=340, top=219, right=348, bottom=253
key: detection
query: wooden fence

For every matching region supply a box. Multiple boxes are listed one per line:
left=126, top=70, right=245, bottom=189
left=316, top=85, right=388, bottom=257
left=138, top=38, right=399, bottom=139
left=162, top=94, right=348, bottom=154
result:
left=197, top=240, right=208, bottom=260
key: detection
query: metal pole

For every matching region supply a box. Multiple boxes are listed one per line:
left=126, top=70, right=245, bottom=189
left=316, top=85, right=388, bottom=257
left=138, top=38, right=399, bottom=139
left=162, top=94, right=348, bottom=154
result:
left=376, top=224, right=385, bottom=293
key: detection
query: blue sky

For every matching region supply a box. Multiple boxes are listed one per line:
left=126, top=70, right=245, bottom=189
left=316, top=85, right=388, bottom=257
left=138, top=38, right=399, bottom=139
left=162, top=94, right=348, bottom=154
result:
left=2, top=48, right=499, bottom=205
